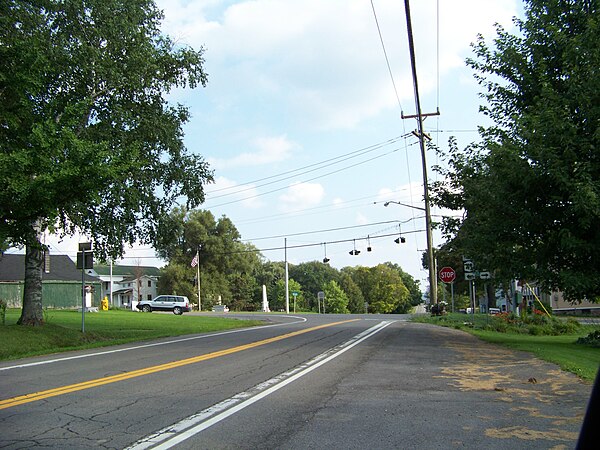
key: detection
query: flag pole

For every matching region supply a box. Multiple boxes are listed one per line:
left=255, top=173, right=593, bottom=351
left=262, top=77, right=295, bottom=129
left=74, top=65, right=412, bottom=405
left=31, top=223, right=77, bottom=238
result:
left=196, top=246, right=201, bottom=311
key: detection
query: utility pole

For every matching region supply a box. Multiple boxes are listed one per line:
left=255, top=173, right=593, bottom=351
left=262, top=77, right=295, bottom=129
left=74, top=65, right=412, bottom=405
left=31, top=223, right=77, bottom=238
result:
left=403, top=0, right=439, bottom=305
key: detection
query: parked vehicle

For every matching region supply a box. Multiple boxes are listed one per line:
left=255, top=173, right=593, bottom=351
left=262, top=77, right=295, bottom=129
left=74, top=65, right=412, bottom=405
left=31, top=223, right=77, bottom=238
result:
left=136, top=295, right=191, bottom=315
left=489, top=308, right=501, bottom=315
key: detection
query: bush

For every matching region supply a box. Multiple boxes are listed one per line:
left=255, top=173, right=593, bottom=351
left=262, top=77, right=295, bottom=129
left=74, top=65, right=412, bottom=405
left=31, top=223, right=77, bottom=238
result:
left=576, top=330, right=600, bottom=347
left=528, top=324, right=544, bottom=335
left=0, top=299, right=6, bottom=325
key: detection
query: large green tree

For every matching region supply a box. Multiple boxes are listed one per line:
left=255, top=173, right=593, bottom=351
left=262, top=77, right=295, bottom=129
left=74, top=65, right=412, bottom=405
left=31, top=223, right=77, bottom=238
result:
left=345, top=265, right=410, bottom=313
left=432, top=0, right=600, bottom=301
left=1, top=0, right=212, bottom=325
left=288, top=261, right=340, bottom=311
left=156, top=208, right=263, bottom=309
left=323, top=280, right=350, bottom=314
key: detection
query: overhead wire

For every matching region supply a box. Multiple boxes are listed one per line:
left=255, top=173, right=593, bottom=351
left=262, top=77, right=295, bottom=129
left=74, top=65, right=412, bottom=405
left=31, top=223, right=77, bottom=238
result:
left=205, top=134, right=407, bottom=197
left=205, top=141, right=418, bottom=209
left=232, top=186, right=416, bottom=226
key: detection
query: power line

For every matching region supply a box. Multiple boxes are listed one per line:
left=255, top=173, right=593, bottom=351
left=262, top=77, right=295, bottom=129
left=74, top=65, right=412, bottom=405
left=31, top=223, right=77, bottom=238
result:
left=205, top=135, right=407, bottom=198
left=221, top=229, right=426, bottom=256
left=205, top=142, right=417, bottom=209
left=233, top=186, right=418, bottom=226
left=370, top=0, right=404, bottom=114
left=244, top=220, right=406, bottom=242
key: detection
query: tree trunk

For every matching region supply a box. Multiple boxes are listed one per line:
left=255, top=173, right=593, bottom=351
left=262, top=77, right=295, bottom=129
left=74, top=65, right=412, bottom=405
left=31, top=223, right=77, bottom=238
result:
left=17, top=237, right=45, bottom=326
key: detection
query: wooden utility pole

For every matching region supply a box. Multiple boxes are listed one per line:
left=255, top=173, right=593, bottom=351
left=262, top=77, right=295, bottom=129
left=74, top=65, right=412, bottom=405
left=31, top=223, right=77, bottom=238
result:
left=403, top=0, right=440, bottom=305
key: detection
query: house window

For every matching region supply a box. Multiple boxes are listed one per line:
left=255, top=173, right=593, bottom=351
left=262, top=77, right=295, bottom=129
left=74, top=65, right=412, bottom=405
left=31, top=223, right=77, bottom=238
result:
left=148, top=280, right=152, bottom=287
left=147, top=294, right=152, bottom=300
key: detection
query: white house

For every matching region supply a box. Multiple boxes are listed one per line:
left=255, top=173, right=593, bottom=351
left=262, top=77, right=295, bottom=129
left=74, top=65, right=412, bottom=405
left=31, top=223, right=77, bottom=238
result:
left=87, top=264, right=161, bottom=310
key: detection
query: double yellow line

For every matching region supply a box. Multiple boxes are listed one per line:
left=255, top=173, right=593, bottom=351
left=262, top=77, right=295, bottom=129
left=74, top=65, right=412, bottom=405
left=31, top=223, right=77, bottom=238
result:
left=0, top=319, right=358, bottom=410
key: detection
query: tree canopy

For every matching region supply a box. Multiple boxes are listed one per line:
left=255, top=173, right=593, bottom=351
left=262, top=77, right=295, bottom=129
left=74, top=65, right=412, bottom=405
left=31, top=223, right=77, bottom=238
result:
left=1, top=0, right=212, bottom=324
left=432, top=0, right=600, bottom=301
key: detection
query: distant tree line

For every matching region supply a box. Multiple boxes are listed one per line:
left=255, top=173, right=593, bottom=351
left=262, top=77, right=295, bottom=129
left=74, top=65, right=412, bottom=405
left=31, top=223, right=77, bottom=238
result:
left=155, top=208, right=422, bottom=313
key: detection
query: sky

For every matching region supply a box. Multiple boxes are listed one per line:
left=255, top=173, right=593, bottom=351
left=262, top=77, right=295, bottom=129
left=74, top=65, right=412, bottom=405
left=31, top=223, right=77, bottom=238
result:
left=35, top=0, right=521, bottom=290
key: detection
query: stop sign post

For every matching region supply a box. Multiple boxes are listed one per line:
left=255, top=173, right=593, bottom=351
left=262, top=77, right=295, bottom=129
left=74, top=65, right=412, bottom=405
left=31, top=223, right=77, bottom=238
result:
left=439, top=266, right=456, bottom=313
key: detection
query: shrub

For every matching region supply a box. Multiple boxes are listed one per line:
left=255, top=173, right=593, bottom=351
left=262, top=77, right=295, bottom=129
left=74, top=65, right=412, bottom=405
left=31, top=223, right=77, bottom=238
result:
left=528, top=324, right=544, bottom=335
left=576, top=330, right=600, bottom=347
left=0, top=299, right=6, bottom=325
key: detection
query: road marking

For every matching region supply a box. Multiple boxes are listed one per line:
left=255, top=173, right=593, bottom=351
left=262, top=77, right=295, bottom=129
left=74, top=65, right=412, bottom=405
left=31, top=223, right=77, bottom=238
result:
left=0, top=318, right=356, bottom=411
left=0, top=315, right=307, bottom=372
left=127, top=320, right=395, bottom=450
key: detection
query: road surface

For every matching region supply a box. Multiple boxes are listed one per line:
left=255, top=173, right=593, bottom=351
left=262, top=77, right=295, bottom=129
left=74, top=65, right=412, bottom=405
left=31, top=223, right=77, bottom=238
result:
left=0, top=314, right=592, bottom=449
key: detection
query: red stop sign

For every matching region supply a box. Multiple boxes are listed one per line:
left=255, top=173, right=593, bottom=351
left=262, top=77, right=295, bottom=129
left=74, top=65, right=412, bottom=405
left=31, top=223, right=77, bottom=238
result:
left=439, top=266, right=456, bottom=283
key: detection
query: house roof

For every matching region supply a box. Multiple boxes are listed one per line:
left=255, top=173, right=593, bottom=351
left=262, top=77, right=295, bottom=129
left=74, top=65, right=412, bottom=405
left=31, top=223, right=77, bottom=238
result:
left=0, top=254, right=100, bottom=283
left=93, top=264, right=161, bottom=277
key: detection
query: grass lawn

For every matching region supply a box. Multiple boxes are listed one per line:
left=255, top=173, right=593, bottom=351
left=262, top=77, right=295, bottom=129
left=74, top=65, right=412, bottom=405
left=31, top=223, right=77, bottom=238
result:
left=413, top=313, right=600, bottom=382
left=0, top=309, right=265, bottom=361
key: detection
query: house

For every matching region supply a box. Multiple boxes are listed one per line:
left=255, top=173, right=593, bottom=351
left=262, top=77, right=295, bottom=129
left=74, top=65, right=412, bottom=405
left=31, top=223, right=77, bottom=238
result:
left=0, top=253, right=101, bottom=309
left=550, top=291, right=600, bottom=316
left=88, top=264, right=161, bottom=310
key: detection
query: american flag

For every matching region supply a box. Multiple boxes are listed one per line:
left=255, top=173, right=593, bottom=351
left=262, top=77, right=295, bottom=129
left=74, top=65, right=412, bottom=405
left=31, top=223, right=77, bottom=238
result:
left=191, top=253, right=199, bottom=267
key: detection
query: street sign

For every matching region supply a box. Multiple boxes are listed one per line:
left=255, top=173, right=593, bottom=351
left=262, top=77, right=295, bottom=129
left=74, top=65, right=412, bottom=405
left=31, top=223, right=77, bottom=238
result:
left=439, top=266, right=456, bottom=284
left=479, top=271, right=491, bottom=280
left=463, top=260, right=474, bottom=273
left=465, top=273, right=476, bottom=281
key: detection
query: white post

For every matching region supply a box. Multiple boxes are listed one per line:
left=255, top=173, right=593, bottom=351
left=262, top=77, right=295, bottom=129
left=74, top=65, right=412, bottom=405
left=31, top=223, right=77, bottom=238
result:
left=196, top=246, right=201, bottom=311
left=109, top=259, right=113, bottom=306
left=285, top=238, right=289, bottom=314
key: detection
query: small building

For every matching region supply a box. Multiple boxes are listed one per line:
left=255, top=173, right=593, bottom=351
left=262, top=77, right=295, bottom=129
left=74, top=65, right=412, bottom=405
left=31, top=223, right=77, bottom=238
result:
left=88, top=264, right=161, bottom=310
left=0, top=253, right=101, bottom=309
left=550, top=291, right=600, bottom=316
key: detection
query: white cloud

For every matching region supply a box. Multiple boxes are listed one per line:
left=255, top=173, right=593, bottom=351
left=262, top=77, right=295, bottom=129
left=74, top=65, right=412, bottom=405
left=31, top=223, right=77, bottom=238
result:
left=205, top=176, right=264, bottom=209
left=278, top=182, right=325, bottom=212
left=157, top=0, right=519, bottom=131
left=208, top=135, right=298, bottom=169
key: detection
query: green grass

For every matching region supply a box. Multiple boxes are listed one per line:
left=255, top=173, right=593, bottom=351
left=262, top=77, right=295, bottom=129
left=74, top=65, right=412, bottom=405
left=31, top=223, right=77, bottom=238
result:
left=0, top=309, right=264, bottom=361
left=413, top=313, right=600, bottom=382
left=471, top=330, right=600, bottom=382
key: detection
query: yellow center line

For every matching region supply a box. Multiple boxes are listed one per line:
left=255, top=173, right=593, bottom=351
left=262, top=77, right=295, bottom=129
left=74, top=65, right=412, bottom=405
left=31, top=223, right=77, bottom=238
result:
left=0, top=319, right=359, bottom=410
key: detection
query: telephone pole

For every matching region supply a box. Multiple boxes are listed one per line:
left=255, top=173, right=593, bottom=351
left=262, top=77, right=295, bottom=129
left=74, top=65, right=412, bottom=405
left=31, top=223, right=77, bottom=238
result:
left=403, top=0, right=439, bottom=305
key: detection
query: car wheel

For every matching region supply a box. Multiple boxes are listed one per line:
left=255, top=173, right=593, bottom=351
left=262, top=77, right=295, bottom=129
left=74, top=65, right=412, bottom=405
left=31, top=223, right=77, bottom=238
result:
left=173, top=306, right=183, bottom=315
left=142, top=305, right=152, bottom=313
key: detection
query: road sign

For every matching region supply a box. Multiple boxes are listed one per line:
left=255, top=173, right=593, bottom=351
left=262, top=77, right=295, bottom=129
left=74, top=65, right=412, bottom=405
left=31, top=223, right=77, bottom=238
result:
left=463, top=260, right=474, bottom=273
left=439, top=267, right=456, bottom=284
left=465, top=273, right=476, bottom=281
left=479, top=271, right=491, bottom=280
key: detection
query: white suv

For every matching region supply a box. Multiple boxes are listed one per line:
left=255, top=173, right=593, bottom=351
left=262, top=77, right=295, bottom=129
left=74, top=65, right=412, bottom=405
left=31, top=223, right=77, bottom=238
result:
left=137, top=295, right=191, bottom=315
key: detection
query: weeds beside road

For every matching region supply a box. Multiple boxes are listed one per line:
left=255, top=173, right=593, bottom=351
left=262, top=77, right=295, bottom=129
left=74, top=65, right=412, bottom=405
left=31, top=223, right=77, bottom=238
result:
left=412, top=312, right=600, bottom=382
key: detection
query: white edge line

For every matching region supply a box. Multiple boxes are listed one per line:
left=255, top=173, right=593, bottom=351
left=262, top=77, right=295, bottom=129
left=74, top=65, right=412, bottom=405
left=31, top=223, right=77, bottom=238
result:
left=0, top=315, right=307, bottom=372
left=127, top=320, right=395, bottom=450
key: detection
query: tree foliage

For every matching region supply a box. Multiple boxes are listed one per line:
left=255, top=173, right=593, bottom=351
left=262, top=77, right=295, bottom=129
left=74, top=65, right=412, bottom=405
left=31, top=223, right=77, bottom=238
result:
left=432, top=0, right=600, bottom=301
left=323, top=280, right=349, bottom=314
left=1, top=0, right=212, bottom=324
left=155, top=208, right=263, bottom=310
left=344, top=265, right=410, bottom=313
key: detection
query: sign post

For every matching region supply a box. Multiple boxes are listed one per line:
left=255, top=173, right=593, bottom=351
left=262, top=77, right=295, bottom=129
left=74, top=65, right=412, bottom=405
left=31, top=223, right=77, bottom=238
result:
left=76, top=242, right=93, bottom=333
left=439, top=267, right=456, bottom=313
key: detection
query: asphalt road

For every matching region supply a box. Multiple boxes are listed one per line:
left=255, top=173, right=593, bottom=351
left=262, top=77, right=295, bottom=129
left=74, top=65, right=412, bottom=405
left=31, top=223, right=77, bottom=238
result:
left=0, top=314, right=593, bottom=449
